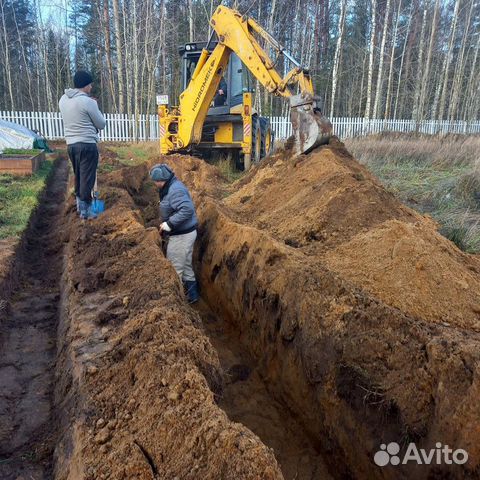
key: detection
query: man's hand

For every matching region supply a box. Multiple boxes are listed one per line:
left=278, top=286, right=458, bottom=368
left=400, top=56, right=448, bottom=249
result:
left=160, top=221, right=171, bottom=233
left=218, top=89, right=224, bottom=95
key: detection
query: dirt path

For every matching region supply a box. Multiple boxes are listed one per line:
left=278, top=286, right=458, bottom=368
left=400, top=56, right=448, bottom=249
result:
left=194, top=300, right=332, bottom=480
left=0, top=157, right=68, bottom=479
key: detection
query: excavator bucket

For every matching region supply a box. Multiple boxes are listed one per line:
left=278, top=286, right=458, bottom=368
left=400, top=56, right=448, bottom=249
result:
left=290, top=93, right=332, bottom=155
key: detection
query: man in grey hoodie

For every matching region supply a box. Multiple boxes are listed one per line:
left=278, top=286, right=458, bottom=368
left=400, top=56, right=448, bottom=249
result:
left=59, top=71, right=106, bottom=219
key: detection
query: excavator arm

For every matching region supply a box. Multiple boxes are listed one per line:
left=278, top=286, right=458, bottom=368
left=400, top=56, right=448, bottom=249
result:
left=159, top=5, right=332, bottom=157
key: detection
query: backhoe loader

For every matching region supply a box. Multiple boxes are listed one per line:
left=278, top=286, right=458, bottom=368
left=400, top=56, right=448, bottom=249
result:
left=157, top=5, right=332, bottom=169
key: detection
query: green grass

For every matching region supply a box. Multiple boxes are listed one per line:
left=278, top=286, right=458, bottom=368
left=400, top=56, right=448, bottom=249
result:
left=346, top=135, right=480, bottom=253
left=213, top=155, right=245, bottom=183
left=2, top=148, right=42, bottom=155
left=0, top=160, right=53, bottom=239
left=97, top=163, right=116, bottom=174
left=106, top=142, right=159, bottom=166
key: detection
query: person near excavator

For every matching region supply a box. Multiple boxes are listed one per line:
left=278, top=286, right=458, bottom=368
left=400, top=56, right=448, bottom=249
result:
left=59, top=71, right=106, bottom=220
left=150, top=164, right=200, bottom=304
left=213, top=77, right=228, bottom=107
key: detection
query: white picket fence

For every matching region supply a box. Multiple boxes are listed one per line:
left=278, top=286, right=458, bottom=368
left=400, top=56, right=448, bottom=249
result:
left=1, top=111, right=479, bottom=142
left=0, top=111, right=159, bottom=142
left=269, top=116, right=480, bottom=138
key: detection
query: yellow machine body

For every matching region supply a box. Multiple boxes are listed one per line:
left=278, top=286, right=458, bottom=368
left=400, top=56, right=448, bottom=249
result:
left=159, top=5, right=332, bottom=168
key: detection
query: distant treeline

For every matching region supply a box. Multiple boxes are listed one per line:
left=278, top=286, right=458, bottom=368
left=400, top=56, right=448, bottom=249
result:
left=0, top=0, right=479, bottom=121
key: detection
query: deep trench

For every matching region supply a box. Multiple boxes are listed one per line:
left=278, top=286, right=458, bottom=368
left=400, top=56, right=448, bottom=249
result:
left=0, top=157, right=68, bottom=479
left=194, top=300, right=333, bottom=480
left=130, top=174, right=335, bottom=479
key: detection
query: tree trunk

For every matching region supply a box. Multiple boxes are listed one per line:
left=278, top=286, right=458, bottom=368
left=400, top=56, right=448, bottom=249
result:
left=412, top=1, right=427, bottom=121
left=330, top=0, right=346, bottom=118
left=112, top=0, right=125, bottom=113
left=102, top=0, right=117, bottom=112
left=448, top=0, right=473, bottom=121
left=418, top=0, right=439, bottom=121
left=393, top=4, right=412, bottom=119
left=372, top=0, right=391, bottom=118
left=188, top=0, right=194, bottom=42
left=0, top=0, right=15, bottom=109
left=364, top=0, right=377, bottom=119
left=437, top=0, right=460, bottom=120
left=463, top=19, right=480, bottom=121
left=384, top=0, right=402, bottom=119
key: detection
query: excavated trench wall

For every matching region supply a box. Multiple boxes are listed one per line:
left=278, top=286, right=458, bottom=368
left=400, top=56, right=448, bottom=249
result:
left=150, top=146, right=480, bottom=480
left=53, top=177, right=284, bottom=479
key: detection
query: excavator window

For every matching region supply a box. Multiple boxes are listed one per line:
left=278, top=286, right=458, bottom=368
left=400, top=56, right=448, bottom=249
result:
left=183, top=53, right=201, bottom=90
left=180, top=44, right=251, bottom=112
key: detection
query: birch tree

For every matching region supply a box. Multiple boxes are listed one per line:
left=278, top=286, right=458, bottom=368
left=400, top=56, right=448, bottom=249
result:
left=435, top=0, right=460, bottom=120
left=384, top=0, right=402, bottom=119
left=364, top=0, right=377, bottom=119
left=330, top=0, right=346, bottom=118
left=112, top=0, right=125, bottom=113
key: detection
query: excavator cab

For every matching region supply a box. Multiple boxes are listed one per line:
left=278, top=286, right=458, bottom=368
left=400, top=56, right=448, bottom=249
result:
left=180, top=42, right=252, bottom=114
left=178, top=41, right=272, bottom=168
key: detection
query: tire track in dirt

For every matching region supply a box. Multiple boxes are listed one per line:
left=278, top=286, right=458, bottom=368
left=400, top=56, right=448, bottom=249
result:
left=0, top=157, right=68, bottom=479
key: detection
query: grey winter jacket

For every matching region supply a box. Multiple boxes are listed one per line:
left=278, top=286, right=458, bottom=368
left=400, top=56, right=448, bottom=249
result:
left=159, top=177, right=198, bottom=235
left=59, top=89, right=106, bottom=145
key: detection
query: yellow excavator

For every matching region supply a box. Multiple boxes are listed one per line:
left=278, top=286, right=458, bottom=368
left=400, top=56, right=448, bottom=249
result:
left=158, top=5, right=332, bottom=169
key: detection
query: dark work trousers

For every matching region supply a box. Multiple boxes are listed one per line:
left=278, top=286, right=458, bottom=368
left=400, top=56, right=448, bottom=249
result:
left=67, top=142, right=99, bottom=204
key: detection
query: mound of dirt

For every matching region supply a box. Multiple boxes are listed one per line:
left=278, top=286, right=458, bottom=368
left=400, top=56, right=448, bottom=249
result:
left=225, top=140, right=480, bottom=329
left=55, top=178, right=283, bottom=479
left=325, top=219, right=480, bottom=327
left=226, top=139, right=421, bottom=252
left=150, top=154, right=228, bottom=199
left=52, top=139, right=480, bottom=479
left=194, top=196, right=480, bottom=479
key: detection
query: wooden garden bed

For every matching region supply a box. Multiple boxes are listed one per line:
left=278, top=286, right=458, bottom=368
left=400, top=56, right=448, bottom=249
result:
left=0, top=151, right=46, bottom=175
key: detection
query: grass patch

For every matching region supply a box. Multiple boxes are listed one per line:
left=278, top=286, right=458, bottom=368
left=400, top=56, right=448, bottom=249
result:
left=97, top=163, right=116, bottom=174
left=213, top=155, right=244, bottom=183
left=346, top=134, right=480, bottom=253
left=2, top=148, right=43, bottom=155
left=0, top=160, right=53, bottom=239
left=105, top=142, right=159, bottom=166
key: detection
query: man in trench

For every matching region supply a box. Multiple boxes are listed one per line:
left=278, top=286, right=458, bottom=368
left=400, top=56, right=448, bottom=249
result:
left=150, top=164, right=200, bottom=304
left=59, top=70, right=106, bottom=220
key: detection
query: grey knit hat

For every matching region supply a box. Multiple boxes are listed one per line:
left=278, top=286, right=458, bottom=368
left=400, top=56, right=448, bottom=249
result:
left=150, top=163, right=174, bottom=182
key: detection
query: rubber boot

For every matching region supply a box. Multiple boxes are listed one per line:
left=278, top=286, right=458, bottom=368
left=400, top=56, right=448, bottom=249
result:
left=184, top=280, right=200, bottom=304
left=79, top=200, right=89, bottom=220
left=76, top=196, right=81, bottom=213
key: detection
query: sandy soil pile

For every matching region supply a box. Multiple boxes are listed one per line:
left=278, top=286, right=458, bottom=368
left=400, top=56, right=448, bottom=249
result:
left=225, top=139, right=480, bottom=328
left=55, top=175, right=283, bottom=479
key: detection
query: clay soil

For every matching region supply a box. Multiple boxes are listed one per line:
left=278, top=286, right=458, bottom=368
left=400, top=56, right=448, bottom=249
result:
left=2, top=138, right=480, bottom=479
left=154, top=139, right=480, bottom=479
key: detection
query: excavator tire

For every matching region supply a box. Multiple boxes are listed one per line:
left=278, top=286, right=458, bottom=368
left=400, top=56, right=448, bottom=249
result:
left=259, top=117, right=274, bottom=158
left=252, top=115, right=262, bottom=164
